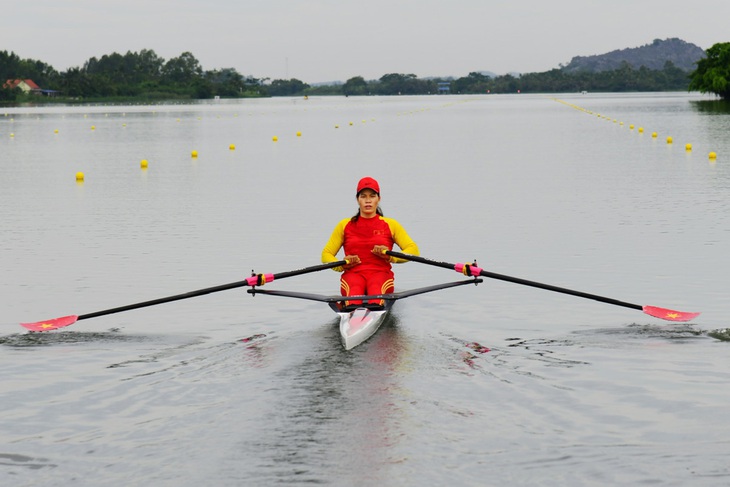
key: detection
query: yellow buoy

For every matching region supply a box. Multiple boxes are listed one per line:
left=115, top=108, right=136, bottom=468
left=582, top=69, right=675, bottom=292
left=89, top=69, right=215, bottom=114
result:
left=335, top=125, right=339, bottom=129
left=685, top=143, right=692, bottom=151
left=349, top=122, right=353, bottom=126
left=140, top=159, right=148, bottom=168
left=75, top=172, right=84, bottom=182
left=191, top=150, right=198, bottom=158
left=629, top=124, right=634, bottom=129
left=91, top=126, right=96, bottom=130
left=666, top=136, right=673, bottom=144
left=10, top=133, right=14, bottom=137
left=229, top=144, right=236, bottom=150
left=272, top=136, right=278, bottom=142
left=638, top=127, right=644, bottom=133
left=54, top=129, right=59, bottom=134
left=652, top=132, right=657, bottom=138
left=709, top=152, right=717, bottom=159
left=296, top=131, right=302, bottom=137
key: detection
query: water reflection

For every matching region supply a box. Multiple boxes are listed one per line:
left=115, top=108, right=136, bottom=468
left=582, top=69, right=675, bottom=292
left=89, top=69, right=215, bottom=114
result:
left=240, top=315, right=411, bottom=483
left=689, top=98, right=730, bottom=114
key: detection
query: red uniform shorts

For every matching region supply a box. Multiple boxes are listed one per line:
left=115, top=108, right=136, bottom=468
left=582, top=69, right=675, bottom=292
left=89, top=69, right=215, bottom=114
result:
left=340, top=269, right=394, bottom=306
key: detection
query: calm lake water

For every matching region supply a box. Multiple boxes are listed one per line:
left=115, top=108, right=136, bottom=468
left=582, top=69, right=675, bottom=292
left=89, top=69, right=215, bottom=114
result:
left=2, top=93, right=729, bottom=486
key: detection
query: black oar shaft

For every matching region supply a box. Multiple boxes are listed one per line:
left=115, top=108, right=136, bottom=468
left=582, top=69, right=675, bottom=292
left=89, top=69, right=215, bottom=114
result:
left=479, top=270, right=643, bottom=311
left=78, top=281, right=249, bottom=320
left=78, top=260, right=348, bottom=321
left=386, top=250, right=643, bottom=311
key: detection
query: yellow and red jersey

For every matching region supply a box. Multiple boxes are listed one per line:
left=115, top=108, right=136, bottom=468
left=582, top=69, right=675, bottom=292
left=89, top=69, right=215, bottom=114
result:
left=321, top=215, right=419, bottom=273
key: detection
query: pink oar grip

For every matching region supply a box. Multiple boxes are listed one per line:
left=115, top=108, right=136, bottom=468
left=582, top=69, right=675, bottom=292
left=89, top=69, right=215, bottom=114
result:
left=246, top=273, right=275, bottom=286
left=454, top=263, right=483, bottom=277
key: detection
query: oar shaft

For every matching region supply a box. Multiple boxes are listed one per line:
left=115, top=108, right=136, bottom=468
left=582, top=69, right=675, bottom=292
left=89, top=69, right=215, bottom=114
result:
left=79, top=260, right=348, bottom=321
left=478, top=269, right=643, bottom=311
left=78, top=280, right=249, bottom=320
left=385, top=250, right=642, bottom=311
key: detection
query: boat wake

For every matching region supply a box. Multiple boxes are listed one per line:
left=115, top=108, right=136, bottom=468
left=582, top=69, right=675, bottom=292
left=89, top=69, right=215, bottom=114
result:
left=573, top=322, right=708, bottom=341
left=0, top=329, right=153, bottom=347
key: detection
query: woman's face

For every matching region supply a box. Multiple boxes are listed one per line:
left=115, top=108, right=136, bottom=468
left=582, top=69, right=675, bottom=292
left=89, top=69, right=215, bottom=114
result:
left=357, top=189, right=380, bottom=218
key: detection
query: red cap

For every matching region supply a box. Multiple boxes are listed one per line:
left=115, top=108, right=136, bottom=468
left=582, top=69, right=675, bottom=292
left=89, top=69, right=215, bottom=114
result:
left=356, top=177, right=380, bottom=195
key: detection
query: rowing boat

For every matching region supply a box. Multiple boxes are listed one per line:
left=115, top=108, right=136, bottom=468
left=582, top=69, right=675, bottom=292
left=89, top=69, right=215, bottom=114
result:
left=247, top=278, right=483, bottom=350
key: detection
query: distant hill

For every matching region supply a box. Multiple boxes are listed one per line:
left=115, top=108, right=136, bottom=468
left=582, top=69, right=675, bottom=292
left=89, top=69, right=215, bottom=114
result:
left=561, top=38, right=705, bottom=73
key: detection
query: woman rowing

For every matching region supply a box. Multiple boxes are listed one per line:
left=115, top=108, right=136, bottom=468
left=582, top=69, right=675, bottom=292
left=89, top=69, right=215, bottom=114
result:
left=321, top=177, right=419, bottom=309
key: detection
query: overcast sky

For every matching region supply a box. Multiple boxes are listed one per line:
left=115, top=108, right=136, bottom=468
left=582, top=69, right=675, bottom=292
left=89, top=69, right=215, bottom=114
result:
left=3, top=0, right=727, bottom=83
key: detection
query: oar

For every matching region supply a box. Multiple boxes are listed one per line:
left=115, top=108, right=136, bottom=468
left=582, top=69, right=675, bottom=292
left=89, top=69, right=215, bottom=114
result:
left=385, top=250, right=699, bottom=322
left=20, top=260, right=349, bottom=332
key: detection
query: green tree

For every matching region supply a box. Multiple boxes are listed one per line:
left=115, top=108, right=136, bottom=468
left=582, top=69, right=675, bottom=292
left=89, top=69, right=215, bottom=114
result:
left=376, top=73, right=435, bottom=95
left=205, top=68, right=248, bottom=96
left=268, top=78, right=309, bottom=96
left=689, top=42, right=730, bottom=98
left=162, top=52, right=203, bottom=84
left=342, top=76, right=368, bottom=96
left=60, top=67, right=95, bottom=97
left=452, top=72, right=492, bottom=94
left=135, top=49, right=164, bottom=81
left=0, top=50, right=22, bottom=83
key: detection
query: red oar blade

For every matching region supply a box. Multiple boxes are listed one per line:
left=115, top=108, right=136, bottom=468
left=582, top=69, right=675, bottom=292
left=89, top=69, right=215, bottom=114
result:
left=643, top=306, right=700, bottom=322
left=20, top=315, right=79, bottom=332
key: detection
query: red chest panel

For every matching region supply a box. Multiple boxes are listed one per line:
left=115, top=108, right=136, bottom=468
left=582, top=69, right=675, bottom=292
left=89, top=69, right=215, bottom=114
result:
left=343, top=217, right=393, bottom=270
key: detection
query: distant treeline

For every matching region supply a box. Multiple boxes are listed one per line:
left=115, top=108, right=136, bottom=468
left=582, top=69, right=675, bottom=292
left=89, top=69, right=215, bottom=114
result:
left=0, top=48, right=694, bottom=102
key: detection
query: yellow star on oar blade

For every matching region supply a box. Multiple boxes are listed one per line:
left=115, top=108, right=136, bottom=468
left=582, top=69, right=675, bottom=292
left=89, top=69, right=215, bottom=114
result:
left=40, top=323, right=56, bottom=329
left=666, top=312, right=680, bottom=319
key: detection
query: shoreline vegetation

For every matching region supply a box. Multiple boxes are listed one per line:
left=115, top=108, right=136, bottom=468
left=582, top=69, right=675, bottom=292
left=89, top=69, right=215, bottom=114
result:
left=1, top=41, right=728, bottom=105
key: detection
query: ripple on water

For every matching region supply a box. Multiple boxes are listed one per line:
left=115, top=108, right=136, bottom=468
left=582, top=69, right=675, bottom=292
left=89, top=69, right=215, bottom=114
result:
left=0, top=453, right=57, bottom=471
left=0, top=329, right=150, bottom=347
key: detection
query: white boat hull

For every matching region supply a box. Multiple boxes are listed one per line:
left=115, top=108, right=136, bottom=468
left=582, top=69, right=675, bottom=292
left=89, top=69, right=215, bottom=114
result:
left=338, top=307, right=390, bottom=350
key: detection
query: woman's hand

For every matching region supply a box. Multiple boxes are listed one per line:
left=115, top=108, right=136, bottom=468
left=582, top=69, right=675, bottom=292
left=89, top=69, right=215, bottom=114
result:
left=343, top=255, right=361, bottom=269
left=372, top=245, right=391, bottom=260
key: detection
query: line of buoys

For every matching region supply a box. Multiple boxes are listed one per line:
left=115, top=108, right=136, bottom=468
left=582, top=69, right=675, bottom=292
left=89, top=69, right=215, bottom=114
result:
left=554, top=98, right=720, bottom=163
